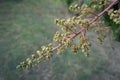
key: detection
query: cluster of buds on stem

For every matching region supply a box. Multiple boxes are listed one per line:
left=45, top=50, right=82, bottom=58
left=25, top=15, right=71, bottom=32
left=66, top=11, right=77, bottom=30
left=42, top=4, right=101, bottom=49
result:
left=79, top=34, right=91, bottom=56
left=84, top=0, right=111, bottom=11
left=17, top=43, right=53, bottom=69
left=108, top=9, right=120, bottom=24
left=69, top=4, right=81, bottom=14
left=17, top=0, right=120, bottom=69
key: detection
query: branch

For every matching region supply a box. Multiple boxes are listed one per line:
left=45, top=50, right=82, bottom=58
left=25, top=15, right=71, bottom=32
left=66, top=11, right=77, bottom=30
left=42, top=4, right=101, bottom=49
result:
left=90, top=0, right=119, bottom=24
left=52, top=0, right=119, bottom=52
left=17, top=0, right=120, bottom=69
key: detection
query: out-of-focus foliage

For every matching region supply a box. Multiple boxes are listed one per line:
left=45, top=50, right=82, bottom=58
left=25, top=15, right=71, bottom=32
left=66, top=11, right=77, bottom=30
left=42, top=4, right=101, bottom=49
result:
left=60, top=0, right=78, bottom=6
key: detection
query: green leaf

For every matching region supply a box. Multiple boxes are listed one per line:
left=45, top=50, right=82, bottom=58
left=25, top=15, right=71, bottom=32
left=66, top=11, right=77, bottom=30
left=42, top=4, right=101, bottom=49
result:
left=84, top=0, right=90, bottom=5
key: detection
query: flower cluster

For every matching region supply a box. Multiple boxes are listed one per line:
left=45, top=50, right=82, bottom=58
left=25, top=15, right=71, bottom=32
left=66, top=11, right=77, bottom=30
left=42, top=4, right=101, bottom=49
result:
left=108, top=9, right=120, bottom=24
left=69, top=4, right=96, bottom=16
left=83, top=0, right=112, bottom=12
left=55, top=18, right=77, bottom=33
left=69, top=4, right=81, bottom=14
left=17, top=0, right=120, bottom=69
left=79, top=35, right=91, bottom=56
left=17, top=43, right=53, bottom=69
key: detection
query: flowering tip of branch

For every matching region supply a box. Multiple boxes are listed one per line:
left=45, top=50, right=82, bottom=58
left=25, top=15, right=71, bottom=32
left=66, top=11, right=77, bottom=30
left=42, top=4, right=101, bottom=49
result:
left=17, top=0, right=120, bottom=70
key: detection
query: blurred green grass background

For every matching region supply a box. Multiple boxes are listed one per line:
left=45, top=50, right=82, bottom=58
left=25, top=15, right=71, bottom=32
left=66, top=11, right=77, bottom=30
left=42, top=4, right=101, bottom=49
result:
left=0, top=0, right=119, bottom=80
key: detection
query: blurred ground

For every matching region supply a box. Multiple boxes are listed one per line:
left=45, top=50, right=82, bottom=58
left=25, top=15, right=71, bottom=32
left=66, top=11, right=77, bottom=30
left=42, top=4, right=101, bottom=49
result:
left=0, top=0, right=120, bottom=80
